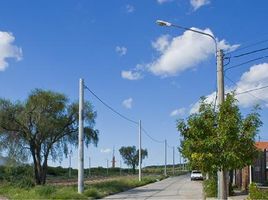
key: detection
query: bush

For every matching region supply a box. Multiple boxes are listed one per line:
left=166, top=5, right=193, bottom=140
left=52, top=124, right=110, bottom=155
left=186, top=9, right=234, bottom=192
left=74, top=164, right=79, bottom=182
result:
left=35, top=185, right=56, bottom=197
left=2, top=165, right=35, bottom=188
left=51, top=188, right=87, bottom=200
left=84, top=188, right=101, bottom=199
left=203, top=178, right=217, bottom=198
left=249, top=183, right=268, bottom=200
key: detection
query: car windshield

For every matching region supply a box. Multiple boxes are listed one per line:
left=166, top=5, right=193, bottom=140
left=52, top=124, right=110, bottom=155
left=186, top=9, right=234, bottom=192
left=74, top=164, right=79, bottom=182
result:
left=192, top=171, right=201, bottom=174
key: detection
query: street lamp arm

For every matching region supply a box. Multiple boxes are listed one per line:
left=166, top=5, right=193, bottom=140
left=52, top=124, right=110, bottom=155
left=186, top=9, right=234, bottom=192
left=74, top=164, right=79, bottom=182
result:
left=172, top=24, right=217, bottom=49
left=156, top=20, right=218, bottom=51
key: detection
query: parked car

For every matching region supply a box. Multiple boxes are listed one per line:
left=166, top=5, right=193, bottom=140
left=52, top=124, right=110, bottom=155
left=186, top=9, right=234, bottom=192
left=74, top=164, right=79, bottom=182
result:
left=191, top=170, right=203, bottom=181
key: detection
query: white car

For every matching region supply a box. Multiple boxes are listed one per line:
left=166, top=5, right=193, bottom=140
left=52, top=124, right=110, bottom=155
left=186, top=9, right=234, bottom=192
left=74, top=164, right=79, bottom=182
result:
left=191, top=170, right=203, bottom=181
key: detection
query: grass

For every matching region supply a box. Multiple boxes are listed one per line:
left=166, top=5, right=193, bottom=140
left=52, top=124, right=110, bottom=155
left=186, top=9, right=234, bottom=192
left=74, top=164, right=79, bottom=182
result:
left=0, top=175, right=165, bottom=199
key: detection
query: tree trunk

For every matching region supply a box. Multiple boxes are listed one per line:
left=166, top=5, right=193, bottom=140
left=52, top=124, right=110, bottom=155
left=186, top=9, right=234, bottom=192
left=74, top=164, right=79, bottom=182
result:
left=41, top=154, right=49, bottom=185
left=30, top=144, right=47, bottom=185
left=132, top=164, right=136, bottom=174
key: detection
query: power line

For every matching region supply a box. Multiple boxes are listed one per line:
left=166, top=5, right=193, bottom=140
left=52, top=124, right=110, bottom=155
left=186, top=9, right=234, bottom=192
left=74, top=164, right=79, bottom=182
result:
left=84, top=85, right=139, bottom=125
left=224, top=56, right=268, bottom=72
left=232, top=47, right=268, bottom=58
left=141, top=127, right=165, bottom=144
left=224, top=75, right=268, bottom=105
left=235, top=85, right=268, bottom=95
left=227, top=38, right=268, bottom=55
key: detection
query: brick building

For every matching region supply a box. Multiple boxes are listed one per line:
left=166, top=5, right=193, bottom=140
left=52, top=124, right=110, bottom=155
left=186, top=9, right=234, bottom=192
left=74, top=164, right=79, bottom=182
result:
left=234, top=142, right=268, bottom=190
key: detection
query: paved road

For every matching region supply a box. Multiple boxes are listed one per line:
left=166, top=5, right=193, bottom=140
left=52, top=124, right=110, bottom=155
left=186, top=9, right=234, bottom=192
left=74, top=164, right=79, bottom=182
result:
left=104, top=174, right=203, bottom=199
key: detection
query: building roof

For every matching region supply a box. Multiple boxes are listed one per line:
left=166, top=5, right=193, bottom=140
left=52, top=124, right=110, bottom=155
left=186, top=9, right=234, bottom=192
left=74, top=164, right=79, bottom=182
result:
left=256, top=142, right=268, bottom=150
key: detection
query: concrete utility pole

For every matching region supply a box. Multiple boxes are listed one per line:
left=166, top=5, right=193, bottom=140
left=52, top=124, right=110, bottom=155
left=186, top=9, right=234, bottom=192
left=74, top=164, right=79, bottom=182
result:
left=69, top=150, right=72, bottom=178
left=88, top=157, right=91, bottom=177
left=156, top=19, right=227, bottom=199
left=139, top=120, right=142, bottom=181
left=112, top=146, right=116, bottom=168
left=120, top=160, right=122, bottom=176
left=164, top=139, right=167, bottom=176
left=173, top=146, right=175, bottom=175
left=78, top=78, right=84, bottom=194
left=217, top=49, right=227, bottom=200
left=106, top=159, right=109, bottom=175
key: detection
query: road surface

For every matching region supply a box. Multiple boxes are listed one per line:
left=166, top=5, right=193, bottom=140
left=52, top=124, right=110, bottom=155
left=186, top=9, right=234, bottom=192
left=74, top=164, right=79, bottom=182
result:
left=104, top=174, right=203, bottom=199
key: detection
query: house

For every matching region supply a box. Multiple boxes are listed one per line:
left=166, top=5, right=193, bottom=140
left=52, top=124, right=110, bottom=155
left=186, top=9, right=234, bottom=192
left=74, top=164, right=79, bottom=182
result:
left=234, top=141, right=268, bottom=191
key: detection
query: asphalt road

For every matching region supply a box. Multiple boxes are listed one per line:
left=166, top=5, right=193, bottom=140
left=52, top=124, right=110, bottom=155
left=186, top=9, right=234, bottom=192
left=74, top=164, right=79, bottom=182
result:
left=104, top=174, right=203, bottom=199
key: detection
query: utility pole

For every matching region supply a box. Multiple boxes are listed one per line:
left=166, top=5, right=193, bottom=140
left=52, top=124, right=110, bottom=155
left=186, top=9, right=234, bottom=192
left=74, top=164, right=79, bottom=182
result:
left=69, top=150, right=72, bottom=178
left=139, top=120, right=142, bottom=181
left=120, top=160, right=122, bottom=176
left=173, top=146, right=175, bottom=176
left=106, top=159, right=109, bottom=176
left=179, top=151, right=182, bottom=171
left=78, top=78, right=84, bottom=194
left=112, top=146, right=116, bottom=168
left=217, top=49, right=227, bottom=200
left=88, top=157, right=91, bottom=177
left=164, top=139, right=167, bottom=176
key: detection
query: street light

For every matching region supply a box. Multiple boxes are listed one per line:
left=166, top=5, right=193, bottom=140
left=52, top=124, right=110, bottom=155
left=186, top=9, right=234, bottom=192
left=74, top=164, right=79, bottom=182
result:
left=156, top=20, right=226, bottom=199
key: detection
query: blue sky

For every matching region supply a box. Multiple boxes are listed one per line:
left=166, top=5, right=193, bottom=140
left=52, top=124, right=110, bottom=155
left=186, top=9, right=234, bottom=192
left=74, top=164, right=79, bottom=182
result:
left=1, top=0, right=268, bottom=169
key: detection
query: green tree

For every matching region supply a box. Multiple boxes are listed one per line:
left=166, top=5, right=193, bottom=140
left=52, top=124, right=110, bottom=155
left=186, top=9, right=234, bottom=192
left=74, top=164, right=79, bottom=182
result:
left=119, top=146, right=148, bottom=174
left=0, top=89, right=99, bottom=185
left=177, top=93, right=262, bottom=174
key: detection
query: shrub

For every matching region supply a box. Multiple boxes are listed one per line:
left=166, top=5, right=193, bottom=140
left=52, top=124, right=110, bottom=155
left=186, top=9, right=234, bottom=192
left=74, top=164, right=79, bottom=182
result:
left=249, top=183, right=268, bottom=200
left=84, top=188, right=101, bottom=199
left=3, top=165, right=35, bottom=188
left=35, top=185, right=56, bottom=197
left=51, top=188, right=87, bottom=200
left=203, top=178, right=217, bottom=198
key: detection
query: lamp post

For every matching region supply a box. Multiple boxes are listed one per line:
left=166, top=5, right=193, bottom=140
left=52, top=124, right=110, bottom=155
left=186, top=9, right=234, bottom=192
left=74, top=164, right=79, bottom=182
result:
left=156, top=20, right=226, bottom=199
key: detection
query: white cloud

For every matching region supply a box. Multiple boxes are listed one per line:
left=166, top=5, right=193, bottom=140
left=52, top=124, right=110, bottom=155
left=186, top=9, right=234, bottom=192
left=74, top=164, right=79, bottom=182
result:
left=190, top=0, right=210, bottom=10
left=121, top=70, right=142, bottom=80
left=157, top=0, right=173, bottom=4
left=189, top=63, right=268, bottom=114
left=115, top=46, right=127, bottom=56
left=100, top=148, right=111, bottom=154
left=170, top=108, right=186, bottom=117
left=189, top=92, right=217, bottom=114
left=152, top=34, right=170, bottom=53
left=148, top=29, right=239, bottom=77
left=126, top=4, right=135, bottom=13
left=0, top=31, right=22, bottom=71
left=122, top=98, right=133, bottom=109
left=218, top=40, right=240, bottom=53
left=235, top=63, right=268, bottom=107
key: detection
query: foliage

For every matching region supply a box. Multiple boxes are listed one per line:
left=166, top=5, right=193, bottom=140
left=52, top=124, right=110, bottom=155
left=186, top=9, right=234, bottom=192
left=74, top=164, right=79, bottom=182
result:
left=0, top=89, right=99, bottom=185
left=203, top=177, right=217, bottom=198
left=35, top=185, right=56, bottom=197
left=249, top=183, right=268, bottom=200
left=119, top=146, right=148, bottom=174
left=0, top=175, right=164, bottom=199
left=177, top=94, right=262, bottom=173
left=0, top=164, right=35, bottom=188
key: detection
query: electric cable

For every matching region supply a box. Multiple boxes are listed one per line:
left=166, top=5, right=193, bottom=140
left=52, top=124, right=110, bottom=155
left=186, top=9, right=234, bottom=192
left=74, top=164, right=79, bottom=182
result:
left=227, top=38, right=268, bottom=55
left=235, top=85, right=268, bottom=95
left=232, top=47, right=268, bottom=58
left=141, top=127, right=165, bottom=144
left=224, top=75, right=268, bottom=105
left=224, top=56, right=268, bottom=72
left=84, top=85, right=139, bottom=125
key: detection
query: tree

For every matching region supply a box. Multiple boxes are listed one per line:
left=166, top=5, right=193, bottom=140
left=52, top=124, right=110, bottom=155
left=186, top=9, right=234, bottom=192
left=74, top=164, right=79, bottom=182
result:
left=0, top=89, right=99, bottom=185
left=119, top=146, right=148, bottom=174
left=177, top=93, right=262, bottom=175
